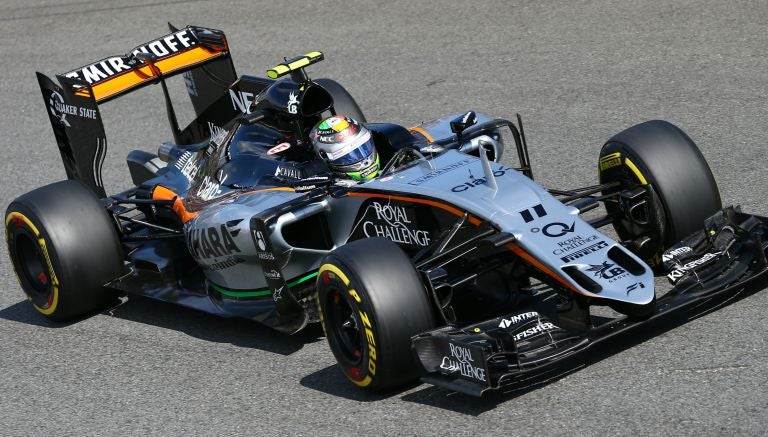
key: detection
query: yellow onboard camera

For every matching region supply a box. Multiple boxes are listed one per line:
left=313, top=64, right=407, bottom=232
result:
left=266, top=52, right=324, bottom=82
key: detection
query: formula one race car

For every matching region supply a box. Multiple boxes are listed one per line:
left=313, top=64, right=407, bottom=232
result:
left=7, top=25, right=768, bottom=397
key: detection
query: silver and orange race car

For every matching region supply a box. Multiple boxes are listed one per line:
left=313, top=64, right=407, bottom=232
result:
left=7, top=25, right=768, bottom=396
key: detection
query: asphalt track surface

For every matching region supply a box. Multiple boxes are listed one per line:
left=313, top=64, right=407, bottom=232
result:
left=1, top=0, right=768, bottom=435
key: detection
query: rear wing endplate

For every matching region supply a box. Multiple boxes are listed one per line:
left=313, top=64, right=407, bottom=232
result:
left=37, top=73, right=109, bottom=196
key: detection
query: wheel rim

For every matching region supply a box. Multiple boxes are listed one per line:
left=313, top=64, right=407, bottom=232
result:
left=325, top=288, right=363, bottom=366
left=13, top=232, right=53, bottom=302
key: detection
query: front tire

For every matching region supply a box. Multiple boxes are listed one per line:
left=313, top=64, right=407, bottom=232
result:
left=599, top=120, right=721, bottom=267
left=317, top=238, right=435, bottom=391
left=5, top=180, right=124, bottom=321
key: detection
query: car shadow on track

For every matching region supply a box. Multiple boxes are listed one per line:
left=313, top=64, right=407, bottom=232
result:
left=400, top=285, right=763, bottom=415
left=106, top=295, right=326, bottom=355
left=0, top=300, right=66, bottom=328
left=1, top=294, right=325, bottom=356
left=299, top=365, right=402, bottom=402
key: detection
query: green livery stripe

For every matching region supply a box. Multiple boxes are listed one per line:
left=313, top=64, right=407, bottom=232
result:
left=288, top=271, right=319, bottom=287
left=208, top=271, right=319, bottom=298
left=208, top=281, right=271, bottom=298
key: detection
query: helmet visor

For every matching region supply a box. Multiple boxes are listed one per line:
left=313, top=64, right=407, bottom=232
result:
left=328, top=133, right=376, bottom=166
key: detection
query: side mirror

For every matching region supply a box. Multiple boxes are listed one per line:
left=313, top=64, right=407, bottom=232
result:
left=450, top=111, right=477, bottom=135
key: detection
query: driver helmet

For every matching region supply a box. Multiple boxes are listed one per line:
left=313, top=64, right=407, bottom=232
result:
left=310, top=115, right=379, bottom=181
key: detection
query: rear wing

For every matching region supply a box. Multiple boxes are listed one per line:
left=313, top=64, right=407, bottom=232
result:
left=37, top=25, right=238, bottom=197
left=62, top=25, right=233, bottom=104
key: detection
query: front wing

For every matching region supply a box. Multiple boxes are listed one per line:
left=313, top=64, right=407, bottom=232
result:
left=412, top=207, right=768, bottom=396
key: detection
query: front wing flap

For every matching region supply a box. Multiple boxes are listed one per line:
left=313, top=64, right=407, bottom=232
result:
left=413, top=311, right=589, bottom=396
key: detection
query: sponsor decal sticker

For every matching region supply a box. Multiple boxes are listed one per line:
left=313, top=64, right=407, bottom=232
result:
left=64, top=30, right=197, bottom=84
left=292, top=175, right=332, bottom=192
left=274, top=166, right=301, bottom=179
left=439, top=343, right=487, bottom=382
left=419, top=144, right=445, bottom=154
left=560, top=240, right=609, bottom=263
left=294, top=184, right=318, bottom=192
left=272, top=285, right=285, bottom=301
left=358, top=309, right=378, bottom=380
left=254, top=230, right=267, bottom=250
left=626, top=281, right=645, bottom=295
left=208, top=122, right=228, bottom=146
left=251, top=218, right=291, bottom=309
left=599, top=152, right=622, bottom=171
left=174, top=151, right=199, bottom=181
left=186, top=223, right=241, bottom=260
left=667, top=252, right=721, bottom=282
left=207, top=257, right=245, bottom=271
left=194, top=175, right=221, bottom=201
left=48, top=91, right=97, bottom=127
left=409, top=158, right=473, bottom=185
left=513, top=322, right=558, bottom=341
left=357, top=163, right=379, bottom=180
left=230, top=89, right=255, bottom=114
left=662, top=246, right=693, bottom=263
left=183, top=70, right=198, bottom=96
left=267, top=142, right=292, bottom=155
left=450, top=165, right=514, bottom=192
left=361, top=201, right=431, bottom=246
left=498, top=311, right=539, bottom=329
left=287, top=91, right=299, bottom=115
left=586, top=261, right=628, bottom=282
left=252, top=229, right=276, bottom=261
left=552, top=234, right=600, bottom=256
left=542, top=221, right=576, bottom=238
left=518, top=204, right=547, bottom=223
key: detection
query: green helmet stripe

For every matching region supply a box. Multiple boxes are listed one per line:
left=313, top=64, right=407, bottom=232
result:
left=347, top=155, right=380, bottom=181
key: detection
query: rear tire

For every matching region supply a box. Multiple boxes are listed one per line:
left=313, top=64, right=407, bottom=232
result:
left=5, top=180, right=124, bottom=321
left=599, top=120, right=721, bottom=267
left=317, top=237, right=435, bottom=391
